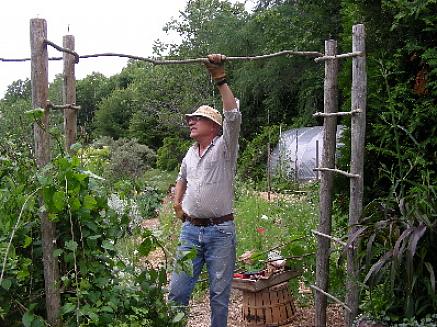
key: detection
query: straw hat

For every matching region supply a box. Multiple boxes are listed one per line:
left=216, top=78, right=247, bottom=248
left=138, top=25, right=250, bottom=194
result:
left=185, top=105, right=223, bottom=126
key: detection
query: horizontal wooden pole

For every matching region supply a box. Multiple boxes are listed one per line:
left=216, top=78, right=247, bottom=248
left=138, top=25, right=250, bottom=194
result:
left=2, top=50, right=323, bottom=65
left=311, top=230, right=350, bottom=248
left=310, top=284, right=352, bottom=312
left=46, top=101, right=80, bottom=110
left=313, top=168, right=360, bottom=178
left=44, top=39, right=79, bottom=63
left=313, top=109, right=362, bottom=117
left=314, top=51, right=364, bottom=63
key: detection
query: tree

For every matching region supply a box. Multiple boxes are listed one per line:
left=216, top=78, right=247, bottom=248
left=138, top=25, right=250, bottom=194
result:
left=76, top=72, right=113, bottom=137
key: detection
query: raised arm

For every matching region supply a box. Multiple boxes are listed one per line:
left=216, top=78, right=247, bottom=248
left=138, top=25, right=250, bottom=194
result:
left=204, top=54, right=237, bottom=111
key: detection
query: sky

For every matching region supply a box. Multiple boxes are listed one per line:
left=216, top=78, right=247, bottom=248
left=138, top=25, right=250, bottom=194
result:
left=0, top=0, right=253, bottom=98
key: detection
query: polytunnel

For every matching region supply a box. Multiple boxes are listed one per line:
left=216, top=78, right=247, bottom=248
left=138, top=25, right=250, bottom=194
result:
left=270, top=125, right=345, bottom=181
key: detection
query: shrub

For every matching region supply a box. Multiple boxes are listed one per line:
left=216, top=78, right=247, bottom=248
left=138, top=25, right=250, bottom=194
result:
left=238, top=125, right=281, bottom=186
left=156, top=136, right=191, bottom=172
left=108, top=138, right=156, bottom=180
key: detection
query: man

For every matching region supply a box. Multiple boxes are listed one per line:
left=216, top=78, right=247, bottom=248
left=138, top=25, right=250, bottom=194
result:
left=169, top=54, right=241, bottom=327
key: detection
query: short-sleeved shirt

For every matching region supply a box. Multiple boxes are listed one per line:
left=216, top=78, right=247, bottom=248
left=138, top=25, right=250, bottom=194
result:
left=177, top=109, right=242, bottom=218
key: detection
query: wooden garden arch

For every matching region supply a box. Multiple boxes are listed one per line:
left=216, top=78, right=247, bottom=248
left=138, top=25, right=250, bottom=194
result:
left=25, top=18, right=366, bottom=326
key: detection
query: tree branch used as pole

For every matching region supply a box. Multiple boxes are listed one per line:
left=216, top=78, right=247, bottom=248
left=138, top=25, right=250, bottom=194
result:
left=2, top=50, right=323, bottom=64
left=313, top=168, right=360, bottom=178
left=31, top=18, right=61, bottom=327
left=313, top=109, right=362, bottom=117
left=312, top=230, right=354, bottom=248
left=46, top=101, right=80, bottom=110
left=44, top=39, right=79, bottom=63
left=310, top=285, right=352, bottom=312
left=314, top=51, right=364, bottom=63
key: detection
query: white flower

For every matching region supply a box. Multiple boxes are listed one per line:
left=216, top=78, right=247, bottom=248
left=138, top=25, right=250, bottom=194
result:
left=260, top=214, right=269, bottom=221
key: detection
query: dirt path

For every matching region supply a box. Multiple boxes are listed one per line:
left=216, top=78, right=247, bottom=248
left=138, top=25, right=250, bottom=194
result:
left=189, top=289, right=344, bottom=326
left=143, top=216, right=345, bottom=327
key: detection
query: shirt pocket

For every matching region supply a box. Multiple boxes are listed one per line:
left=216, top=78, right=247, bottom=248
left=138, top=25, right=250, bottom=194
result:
left=203, top=160, right=221, bottom=184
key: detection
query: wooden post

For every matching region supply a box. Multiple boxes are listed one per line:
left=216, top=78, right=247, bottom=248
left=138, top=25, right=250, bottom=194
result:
left=294, top=129, right=299, bottom=182
left=63, top=35, right=77, bottom=152
left=316, top=140, right=320, bottom=180
left=267, top=109, right=272, bottom=201
left=315, top=39, right=338, bottom=327
left=345, top=24, right=366, bottom=327
left=30, top=18, right=61, bottom=326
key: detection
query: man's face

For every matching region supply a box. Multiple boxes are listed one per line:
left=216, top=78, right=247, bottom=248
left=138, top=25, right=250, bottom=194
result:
left=187, top=116, right=217, bottom=140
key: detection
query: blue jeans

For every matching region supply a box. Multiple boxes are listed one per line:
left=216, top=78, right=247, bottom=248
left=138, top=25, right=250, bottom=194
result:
left=168, top=220, right=236, bottom=327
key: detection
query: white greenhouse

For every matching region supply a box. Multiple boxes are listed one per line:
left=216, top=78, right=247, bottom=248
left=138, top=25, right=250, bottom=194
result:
left=270, top=125, right=345, bottom=181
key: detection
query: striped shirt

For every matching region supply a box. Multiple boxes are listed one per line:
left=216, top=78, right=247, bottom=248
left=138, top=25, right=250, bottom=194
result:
left=177, top=109, right=242, bottom=218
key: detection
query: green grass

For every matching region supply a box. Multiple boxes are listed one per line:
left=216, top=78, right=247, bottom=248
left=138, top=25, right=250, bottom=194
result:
left=234, top=188, right=318, bottom=270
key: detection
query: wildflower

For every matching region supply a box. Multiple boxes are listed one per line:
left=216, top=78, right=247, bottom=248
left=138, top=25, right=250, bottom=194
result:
left=260, top=214, right=269, bottom=221
left=256, top=227, right=266, bottom=234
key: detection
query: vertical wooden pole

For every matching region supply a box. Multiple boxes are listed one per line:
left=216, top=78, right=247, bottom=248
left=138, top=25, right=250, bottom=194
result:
left=63, top=35, right=77, bottom=152
left=267, top=109, right=271, bottom=201
left=294, top=129, right=299, bottom=182
left=315, top=39, right=338, bottom=327
left=316, top=140, right=320, bottom=180
left=345, top=24, right=367, bottom=327
left=30, top=18, right=61, bottom=326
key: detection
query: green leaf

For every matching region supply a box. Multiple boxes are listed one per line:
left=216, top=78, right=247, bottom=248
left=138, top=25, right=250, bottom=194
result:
left=53, top=249, right=64, bottom=257
left=32, top=317, right=44, bottom=327
left=61, top=302, right=76, bottom=314
left=172, top=311, right=185, bottom=323
left=1, top=279, right=12, bottom=290
left=70, top=198, right=81, bottom=211
left=101, top=306, right=113, bottom=313
left=24, top=108, right=45, bottom=119
left=65, top=240, right=78, bottom=252
left=23, top=235, right=33, bottom=248
left=52, top=191, right=65, bottom=212
left=102, top=240, right=115, bottom=251
left=22, top=311, right=35, bottom=327
left=48, top=127, right=62, bottom=137
left=138, top=237, right=154, bottom=256
left=83, top=195, right=97, bottom=210
left=87, top=234, right=102, bottom=240
left=425, top=262, right=435, bottom=293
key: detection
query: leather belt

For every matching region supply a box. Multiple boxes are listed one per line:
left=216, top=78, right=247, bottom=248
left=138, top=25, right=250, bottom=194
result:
left=183, top=213, right=234, bottom=226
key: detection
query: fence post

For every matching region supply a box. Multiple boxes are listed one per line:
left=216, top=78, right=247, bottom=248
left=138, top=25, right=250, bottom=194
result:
left=30, top=18, right=61, bottom=326
left=295, top=129, right=299, bottom=182
left=315, top=39, right=338, bottom=327
left=346, top=23, right=367, bottom=327
left=63, top=35, right=77, bottom=152
left=315, top=139, right=320, bottom=180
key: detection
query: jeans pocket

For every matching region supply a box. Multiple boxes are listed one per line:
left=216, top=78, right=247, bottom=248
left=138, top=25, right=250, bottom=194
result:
left=213, top=221, right=235, bottom=236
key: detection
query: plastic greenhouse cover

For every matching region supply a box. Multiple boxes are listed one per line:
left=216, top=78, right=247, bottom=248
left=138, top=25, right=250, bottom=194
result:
left=270, top=125, right=345, bottom=181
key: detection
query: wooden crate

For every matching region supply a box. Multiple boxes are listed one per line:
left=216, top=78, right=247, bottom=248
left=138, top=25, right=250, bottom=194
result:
left=242, top=282, right=296, bottom=327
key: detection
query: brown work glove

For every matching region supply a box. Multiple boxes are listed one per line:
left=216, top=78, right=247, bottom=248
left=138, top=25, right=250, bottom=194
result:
left=204, top=54, right=226, bottom=82
left=173, top=202, right=184, bottom=221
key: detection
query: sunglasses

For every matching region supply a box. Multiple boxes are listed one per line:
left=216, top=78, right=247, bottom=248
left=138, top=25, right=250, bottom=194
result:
left=187, top=116, right=205, bottom=123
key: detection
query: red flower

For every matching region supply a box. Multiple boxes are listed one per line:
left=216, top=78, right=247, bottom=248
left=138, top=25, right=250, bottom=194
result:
left=256, top=227, right=266, bottom=235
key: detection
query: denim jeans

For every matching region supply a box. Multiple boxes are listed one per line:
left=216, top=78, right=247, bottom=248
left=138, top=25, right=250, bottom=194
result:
left=168, top=220, right=236, bottom=327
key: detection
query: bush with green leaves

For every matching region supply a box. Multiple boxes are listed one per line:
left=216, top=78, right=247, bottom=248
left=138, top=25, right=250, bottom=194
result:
left=107, top=138, right=156, bottom=180
left=156, top=136, right=191, bottom=172
left=237, top=125, right=281, bottom=186
left=0, top=135, right=185, bottom=326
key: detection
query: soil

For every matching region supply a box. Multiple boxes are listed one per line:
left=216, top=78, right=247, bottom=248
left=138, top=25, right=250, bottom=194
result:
left=188, top=288, right=345, bottom=327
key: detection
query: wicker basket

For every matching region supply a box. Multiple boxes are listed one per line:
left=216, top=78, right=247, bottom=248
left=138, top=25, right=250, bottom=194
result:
left=242, top=282, right=296, bottom=326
